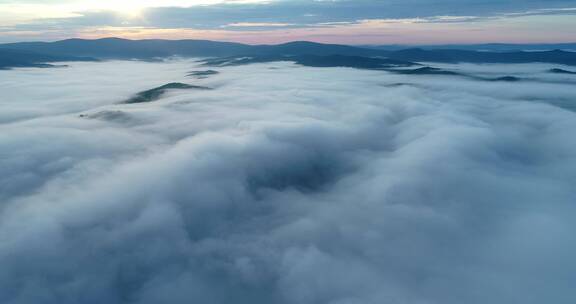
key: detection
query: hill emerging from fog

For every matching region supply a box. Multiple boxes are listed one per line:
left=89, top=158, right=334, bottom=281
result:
left=0, top=48, right=97, bottom=69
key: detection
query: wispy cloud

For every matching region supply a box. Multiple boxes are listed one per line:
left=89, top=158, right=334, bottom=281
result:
left=0, top=0, right=575, bottom=43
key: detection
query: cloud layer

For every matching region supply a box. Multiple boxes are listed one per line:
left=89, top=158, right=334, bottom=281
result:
left=1, top=60, right=576, bottom=303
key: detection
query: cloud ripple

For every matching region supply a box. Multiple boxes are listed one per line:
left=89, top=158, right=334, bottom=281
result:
left=0, top=60, right=575, bottom=303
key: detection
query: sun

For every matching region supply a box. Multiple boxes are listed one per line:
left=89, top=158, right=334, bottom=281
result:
left=73, top=0, right=147, bottom=20
left=94, top=0, right=265, bottom=22
left=114, top=5, right=145, bottom=20
left=53, top=0, right=271, bottom=24
left=104, top=0, right=146, bottom=19
left=59, top=0, right=271, bottom=19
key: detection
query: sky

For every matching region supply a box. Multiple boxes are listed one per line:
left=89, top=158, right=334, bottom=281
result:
left=0, top=0, right=575, bottom=44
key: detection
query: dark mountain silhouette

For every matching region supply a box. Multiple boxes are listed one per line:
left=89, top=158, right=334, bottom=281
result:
left=124, top=82, right=212, bottom=104
left=255, top=41, right=384, bottom=56
left=385, top=48, right=576, bottom=65
left=202, top=54, right=418, bottom=69
left=187, top=70, right=220, bottom=78
left=389, top=66, right=461, bottom=76
left=203, top=54, right=531, bottom=83
left=363, top=43, right=576, bottom=52
left=362, top=66, right=523, bottom=82
left=0, top=38, right=381, bottom=59
left=202, top=54, right=538, bottom=83
left=0, top=38, right=252, bottom=59
left=3, top=38, right=576, bottom=66
left=490, top=76, right=522, bottom=82
left=0, top=48, right=96, bottom=69
left=549, top=68, right=576, bottom=75
left=292, top=54, right=416, bottom=68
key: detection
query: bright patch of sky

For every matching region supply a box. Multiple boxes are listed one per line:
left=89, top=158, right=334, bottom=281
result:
left=0, top=0, right=574, bottom=44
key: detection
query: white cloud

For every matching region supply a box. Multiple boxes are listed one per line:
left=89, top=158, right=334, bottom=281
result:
left=0, top=60, right=576, bottom=303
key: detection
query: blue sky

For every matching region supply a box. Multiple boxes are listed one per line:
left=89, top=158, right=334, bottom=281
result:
left=1, top=0, right=575, bottom=43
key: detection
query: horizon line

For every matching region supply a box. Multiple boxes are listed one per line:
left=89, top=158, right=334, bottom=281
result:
left=2, top=37, right=576, bottom=46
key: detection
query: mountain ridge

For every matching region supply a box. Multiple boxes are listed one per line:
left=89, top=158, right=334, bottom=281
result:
left=2, top=38, right=576, bottom=69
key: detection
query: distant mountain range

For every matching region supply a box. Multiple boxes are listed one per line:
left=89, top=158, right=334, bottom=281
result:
left=362, top=43, right=576, bottom=52
left=1, top=38, right=576, bottom=70
left=381, top=48, right=576, bottom=65
left=0, top=38, right=381, bottom=60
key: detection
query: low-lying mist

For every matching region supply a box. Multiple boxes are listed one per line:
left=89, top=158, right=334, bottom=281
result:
left=1, top=60, right=575, bottom=304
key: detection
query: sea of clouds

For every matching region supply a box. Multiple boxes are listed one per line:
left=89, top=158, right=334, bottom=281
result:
left=1, top=60, right=575, bottom=304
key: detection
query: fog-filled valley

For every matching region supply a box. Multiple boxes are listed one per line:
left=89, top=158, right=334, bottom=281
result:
left=1, top=59, right=576, bottom=304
